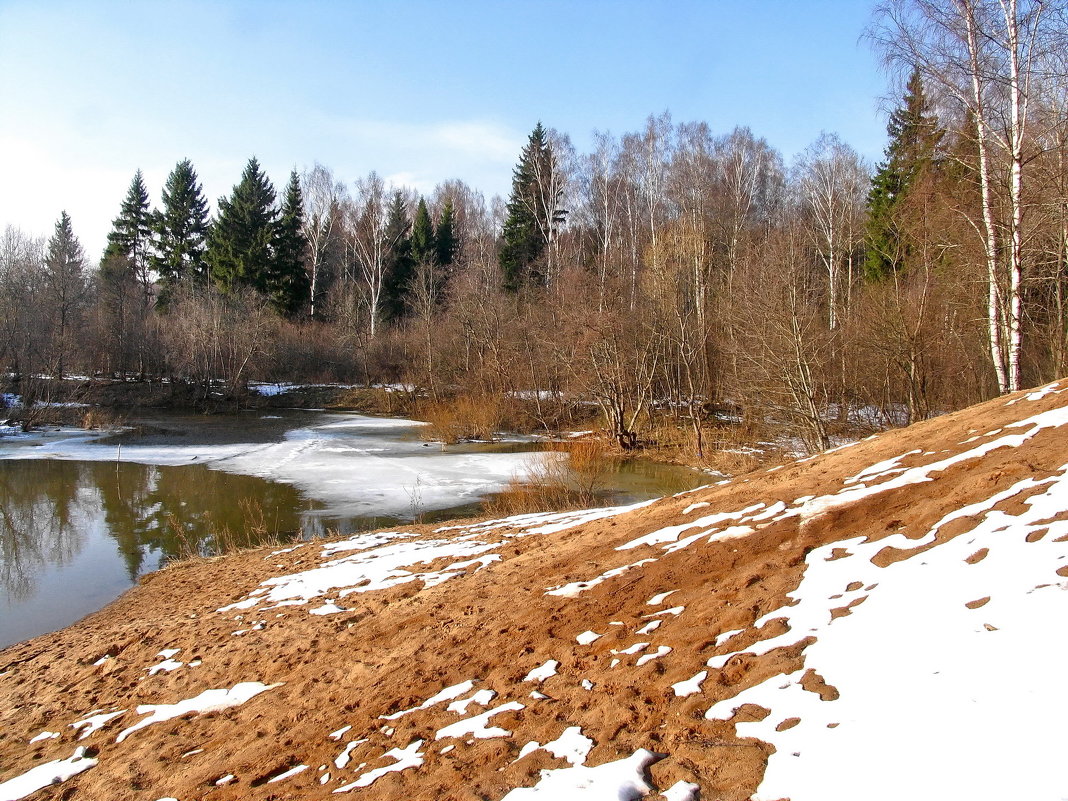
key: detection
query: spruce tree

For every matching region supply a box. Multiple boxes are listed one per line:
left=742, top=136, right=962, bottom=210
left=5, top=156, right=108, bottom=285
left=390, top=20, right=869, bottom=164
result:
left=864, top=69, right=943, bottom=280
left=499, top=122, right=564, bottom=290
left=104, top=170, right=154, bottom=293
left=43, top=211, right=87, bottom=379
left=153, top=159, right=210, bottom=302
left=435, top=198, right=458, bottom=270
left=270, top=171, right=311, bottom=317
left=207, top=157, right=278, bottom=295
left=102, top=170, right=153, bottom=376
left=380, top=192, right=414, bottom=322
left=410, top=198, right=436, bottom=266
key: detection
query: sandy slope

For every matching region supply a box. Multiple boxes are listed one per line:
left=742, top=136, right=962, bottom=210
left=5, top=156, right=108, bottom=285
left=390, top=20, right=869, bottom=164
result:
left=2, top=381, right=1067, bottom=801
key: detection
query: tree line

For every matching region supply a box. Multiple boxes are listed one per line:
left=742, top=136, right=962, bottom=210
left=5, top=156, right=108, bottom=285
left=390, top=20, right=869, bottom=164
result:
left=2, top=0, right=1066, bottom=456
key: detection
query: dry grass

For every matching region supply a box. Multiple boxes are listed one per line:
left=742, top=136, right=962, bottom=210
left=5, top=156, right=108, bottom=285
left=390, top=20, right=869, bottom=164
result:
left=163, top=498, right=288, bottom=565
left=419, top=394, right=505, bottom=443
left=482, top=438, right=617, bottom=516
left=81, top=407, right=125, bottom=430
left=641, top=417, right=781, bottom=474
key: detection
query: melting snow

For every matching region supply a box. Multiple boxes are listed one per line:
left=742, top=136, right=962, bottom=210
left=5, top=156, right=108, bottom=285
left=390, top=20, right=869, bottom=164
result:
left=714, top=628, right=743, bottom=647
left=704, top=464, right=1068, bottom=801
left=671, top=671, right=708, bottom=697
left=328, top=725, right=352, bottom=741
left=334, top=739, right=367, bottom=769
left=635, top=646, right=671, bottom=667
left=446, top=689, right=496, bottom=714
left=646, top=590, right=676, bottom=605
left=70, top=710, right=125, bottom=740
left=435, top=702, right=524, bottom=740
left=575, top=630, right=602, bottom=645
left=380, top=680, right=476, bottom=720
left=500, top=748, right=660, bottom=800
left=333, top=740, right=424, bottom=792
left=147, top=657, right=183, bottom=675
left=1005, top=380, right=1062, bottom=405
left=546, top=559, right=657, bottom=597
left=523, top=661, right=559, bottom=682
left=267, top=764, right=308, bottom=783
left=619, top=504, right=765, bottom=551
left=116, top=682, right=280, bottom=743
left=646, top=605, right=684, bottom=617
left=220, top=535, right=500, bottom=612
left=518, top=726, right=594, bottom=766
left=662, top=780, right=700, bottom=801
left=0, top=747, right=97, bottom=800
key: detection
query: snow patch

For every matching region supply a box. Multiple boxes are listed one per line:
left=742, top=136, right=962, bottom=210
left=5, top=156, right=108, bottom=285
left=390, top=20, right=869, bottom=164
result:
left=333, top=740, right=425, bottom=792
left=500, top=748, right=660, bottom=800
left=523, top=661, right=559, bottom=682
left=116, top=682, right=280, bottom=743
left=0, top=747, right=97, bottom=800
left=435, top=702, right=524, bottom=740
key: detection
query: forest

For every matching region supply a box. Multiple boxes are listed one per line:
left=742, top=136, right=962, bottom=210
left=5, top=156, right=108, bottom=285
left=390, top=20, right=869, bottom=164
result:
left=2, top=0, right=1067, bottom=460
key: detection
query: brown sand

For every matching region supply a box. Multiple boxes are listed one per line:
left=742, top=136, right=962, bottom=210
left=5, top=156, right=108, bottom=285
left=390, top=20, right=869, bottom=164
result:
left=2, top=382, right=1067, bottom=800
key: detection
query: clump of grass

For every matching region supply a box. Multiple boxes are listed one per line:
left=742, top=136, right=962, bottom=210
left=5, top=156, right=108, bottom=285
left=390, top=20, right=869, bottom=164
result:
left=482, top=438, right=617, bottom=516
left=81, top=407, right=125, bottom=430
left=161, top=498, right=288, bottom=567
left=419, top=394, right=504, bottom=444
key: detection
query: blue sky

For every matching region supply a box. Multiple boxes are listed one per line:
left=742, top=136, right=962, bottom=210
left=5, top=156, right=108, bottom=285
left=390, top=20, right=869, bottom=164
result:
left=0, top=1, right=891, bottom=260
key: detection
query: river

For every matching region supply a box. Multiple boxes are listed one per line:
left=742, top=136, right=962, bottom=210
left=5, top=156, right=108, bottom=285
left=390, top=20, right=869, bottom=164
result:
left=0, top=410, right=706, bottom=648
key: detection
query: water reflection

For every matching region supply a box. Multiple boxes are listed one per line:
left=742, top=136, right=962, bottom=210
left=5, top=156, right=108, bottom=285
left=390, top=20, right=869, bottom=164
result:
left=0, top=461, right=94, bottom=602
left=0, top=460, right=310, bottom=647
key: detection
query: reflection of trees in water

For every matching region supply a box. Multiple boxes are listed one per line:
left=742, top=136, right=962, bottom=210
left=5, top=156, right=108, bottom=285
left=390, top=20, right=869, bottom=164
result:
left=120, top=465, right=306, bottom=560
left=0, top=459, right=309, bottom=602
left=0, top=461, right=94, bottom=601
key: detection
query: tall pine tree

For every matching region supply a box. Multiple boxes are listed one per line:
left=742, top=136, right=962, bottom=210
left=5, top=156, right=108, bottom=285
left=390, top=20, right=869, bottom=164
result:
left=153, top=159, right=210, bottom=303
left=43, top=211, right=87, bottom=379
left=499, top=122, right=565, bottom=291
left=380, top=192, right=414, bottom=322
left=207, top=157, right=278, bottom=295
left=101, top=170, right=154, bottom=376
left=104, top=170, right=154, bottom=295
left=410, top=198, right=435, bottom=266
left=864, top=68, right=943, bottom=280
left=435, top=198, right=458, bottom=271
left=270, top=171, right=311, bottom=317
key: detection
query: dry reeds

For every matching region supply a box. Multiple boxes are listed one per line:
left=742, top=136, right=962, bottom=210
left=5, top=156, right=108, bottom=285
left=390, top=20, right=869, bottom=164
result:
left=81, top=407, right=124, bottom=430
left=419, top=394, right=504, bottom=443
left=482, top=438, right=617, bottom=516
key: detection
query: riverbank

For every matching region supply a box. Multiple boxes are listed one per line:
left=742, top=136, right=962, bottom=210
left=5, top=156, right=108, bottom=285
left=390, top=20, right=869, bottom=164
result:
left=2, top=377, right=853, bottom=476
left=2, top=380, right=1066, bottom=800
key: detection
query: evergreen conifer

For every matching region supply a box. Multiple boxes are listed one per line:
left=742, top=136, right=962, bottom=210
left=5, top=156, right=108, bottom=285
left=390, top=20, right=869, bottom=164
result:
left=499, top=122, right=564, bottom=290
left=153, top=159, right=210, bottom=302
left=410, top=198, right=435, bottom=266
left=43, top=211, right=87, bottom=379
left=270, top=170, right=311, bottom=317
left=381, top=192, right=414, bottom=322
left=435, top=198, right=458, bottom=270
left=104, top=170, right=153, bottom=289
left=864, top=69, right=943, bottom=280
left=207, top=157, right=278, bottom=295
